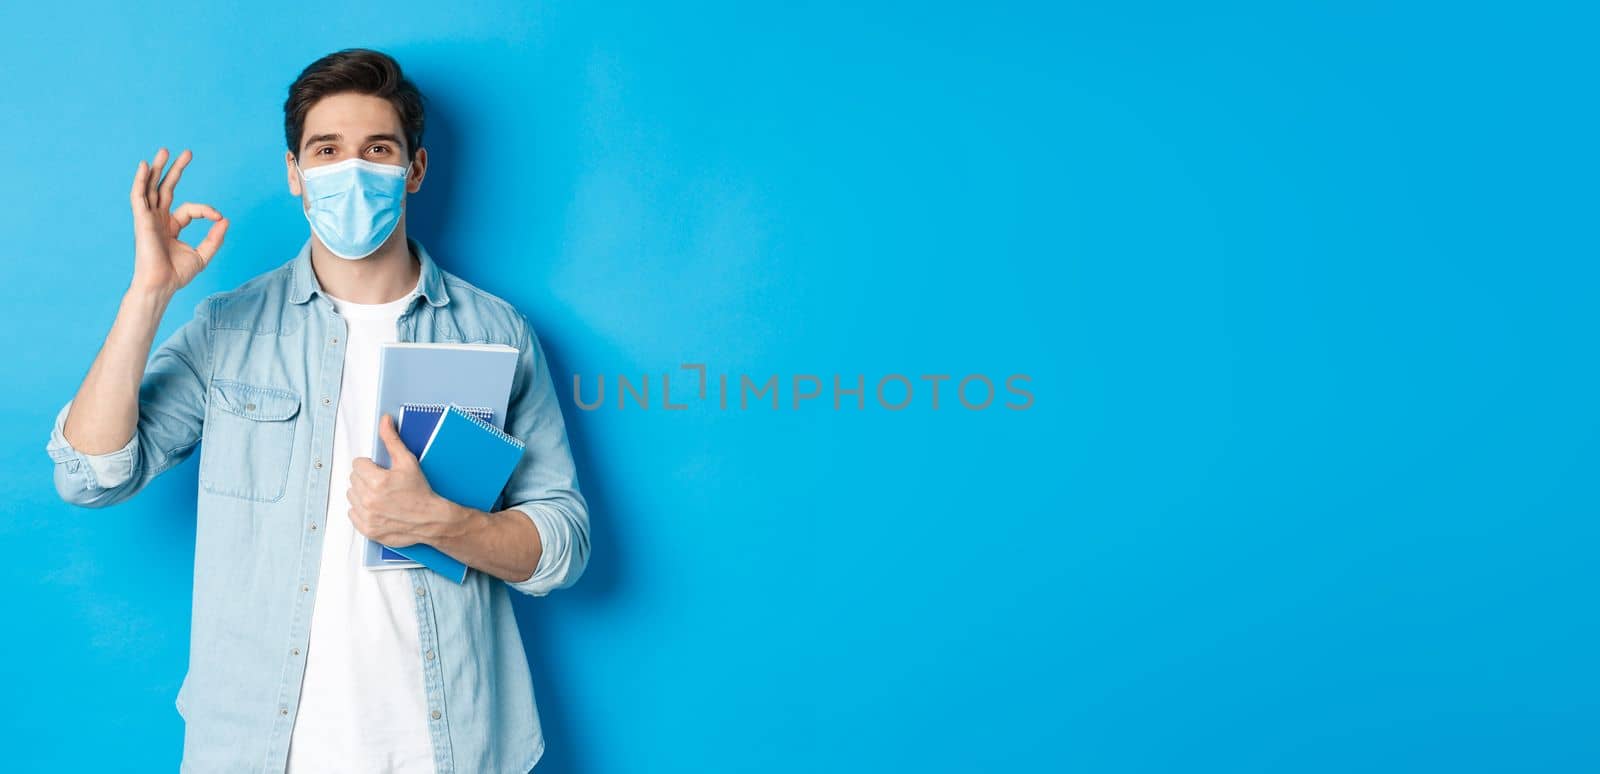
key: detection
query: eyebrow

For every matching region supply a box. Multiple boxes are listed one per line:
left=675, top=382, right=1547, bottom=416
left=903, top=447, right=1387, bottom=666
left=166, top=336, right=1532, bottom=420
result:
left=302, top=132, right=406, bottom=150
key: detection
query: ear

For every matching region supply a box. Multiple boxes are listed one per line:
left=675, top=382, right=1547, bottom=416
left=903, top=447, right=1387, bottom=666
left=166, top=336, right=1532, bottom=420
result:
left=406, top=147, right=428, bottom=194
left=285, top=151, right=303, bottom=198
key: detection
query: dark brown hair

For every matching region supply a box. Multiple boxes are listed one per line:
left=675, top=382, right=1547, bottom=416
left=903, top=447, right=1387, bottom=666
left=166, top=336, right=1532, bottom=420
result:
left=284, top=48, right=425, bottom=161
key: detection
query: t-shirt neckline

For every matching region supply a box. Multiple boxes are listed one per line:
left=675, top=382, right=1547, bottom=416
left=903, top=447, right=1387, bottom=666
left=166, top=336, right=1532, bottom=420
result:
left=325, top=286, right=417, bottom=320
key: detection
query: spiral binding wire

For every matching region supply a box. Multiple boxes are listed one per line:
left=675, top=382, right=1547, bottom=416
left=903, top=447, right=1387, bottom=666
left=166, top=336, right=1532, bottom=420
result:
left=447, top=404, right=526, bottom=449
left=401, top=401, right=492, bottom=419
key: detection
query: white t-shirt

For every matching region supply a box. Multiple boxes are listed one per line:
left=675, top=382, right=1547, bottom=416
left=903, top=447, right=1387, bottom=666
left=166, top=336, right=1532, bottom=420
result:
left=286, top=284, right=436, bottom=773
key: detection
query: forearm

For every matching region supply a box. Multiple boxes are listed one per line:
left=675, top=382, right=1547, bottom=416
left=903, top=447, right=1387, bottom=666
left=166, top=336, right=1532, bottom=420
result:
left=63, top=286, right=174, bottom=454
left=427, top=498, right=543, bottom=584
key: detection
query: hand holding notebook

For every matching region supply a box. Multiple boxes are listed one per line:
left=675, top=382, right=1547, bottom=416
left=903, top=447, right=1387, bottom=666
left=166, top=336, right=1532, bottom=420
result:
left=375, top=403, right=495, bottom=566
left=380, top=403, right=528, bottom=582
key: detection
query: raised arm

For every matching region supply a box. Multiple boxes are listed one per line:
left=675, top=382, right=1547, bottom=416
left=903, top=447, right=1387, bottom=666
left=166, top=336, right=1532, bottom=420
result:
left=46, top=147, right=229, bottom=507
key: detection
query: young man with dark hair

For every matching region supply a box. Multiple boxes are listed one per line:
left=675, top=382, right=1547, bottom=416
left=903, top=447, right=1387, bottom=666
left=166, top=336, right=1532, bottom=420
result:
left=45, top=48, right=588, bottom=773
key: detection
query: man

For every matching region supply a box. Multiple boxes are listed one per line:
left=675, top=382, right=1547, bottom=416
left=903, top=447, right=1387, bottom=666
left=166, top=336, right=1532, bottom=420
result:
left=44, top=49, right=589, bottom=773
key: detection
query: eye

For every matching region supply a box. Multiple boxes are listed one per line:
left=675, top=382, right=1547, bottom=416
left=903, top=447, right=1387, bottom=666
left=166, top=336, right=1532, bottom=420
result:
left=368, top=144, right=391, bottom=155
left=316, top=146, right=334, bottom=156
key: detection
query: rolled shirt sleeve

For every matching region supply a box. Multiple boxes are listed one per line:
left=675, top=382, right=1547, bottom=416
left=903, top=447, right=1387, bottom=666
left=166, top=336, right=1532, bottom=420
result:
left=45, top=295, right=214, bottom=509
left=506, top=504, right=575, bottom=596
left=47, top=398, right=141, bottom=493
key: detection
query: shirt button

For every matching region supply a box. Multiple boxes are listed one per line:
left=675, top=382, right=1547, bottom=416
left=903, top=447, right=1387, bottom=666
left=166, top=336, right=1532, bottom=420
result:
left=425, top=649, right=435, bottom=660
left=330, top=337, right=339, bottom=344
left=279, top=707, right=288, bottom=716
left=313, top=458, right=323, bottom=469
left=414, top=586, right=426, bottom=596
left=291, top=647, right=300, bottom=656
left=300, top=584, right=310, bottom=593
left=321, top=396, right=331, bottom=406
left=309, top=522, right=318, bottom=532
left=431, top=710, right=441, bottom=720
left=245, top=402, right=256, bottom=412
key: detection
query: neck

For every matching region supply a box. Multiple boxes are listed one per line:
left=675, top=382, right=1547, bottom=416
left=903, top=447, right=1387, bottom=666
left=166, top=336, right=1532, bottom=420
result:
left=308, top=225, right=420, bottom=304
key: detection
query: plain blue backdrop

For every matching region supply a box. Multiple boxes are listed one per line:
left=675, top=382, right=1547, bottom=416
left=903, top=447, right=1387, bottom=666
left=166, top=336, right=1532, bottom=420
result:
left=2, top=1, right=1595, bottom=771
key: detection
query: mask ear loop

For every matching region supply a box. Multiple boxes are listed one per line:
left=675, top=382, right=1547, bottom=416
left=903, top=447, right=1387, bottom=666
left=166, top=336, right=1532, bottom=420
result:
left=294, top=157, right=329, bottom=192
left=398, top=160, right=415, bottom=212
left=294, top=159, right=311, bottom=210
left=293, top=158, right=337, bottom=213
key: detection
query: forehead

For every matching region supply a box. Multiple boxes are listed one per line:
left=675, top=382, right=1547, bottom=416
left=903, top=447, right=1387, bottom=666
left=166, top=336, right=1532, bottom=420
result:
left=301, top=92, right=403, bottom=143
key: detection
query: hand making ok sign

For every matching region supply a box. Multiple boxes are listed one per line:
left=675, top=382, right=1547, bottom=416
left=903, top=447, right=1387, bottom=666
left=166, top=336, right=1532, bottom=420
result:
left=129, top=147, right=230, bottom=296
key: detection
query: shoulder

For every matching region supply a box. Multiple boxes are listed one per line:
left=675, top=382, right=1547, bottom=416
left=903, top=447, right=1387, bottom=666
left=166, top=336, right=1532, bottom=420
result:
left=439, top=269, right=532, bottom=339
left=197, top=259, right=300, bottom=335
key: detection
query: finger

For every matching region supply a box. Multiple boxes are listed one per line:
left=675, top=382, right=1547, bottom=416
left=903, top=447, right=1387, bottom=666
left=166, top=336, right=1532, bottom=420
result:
left=130, top=161, right=151, bottom=216
left=146, top=148, right=169, bottom=208
left=350, top=459, right=376, bottom=488
left=172, top=202, right=222, bottom=231
left=158, top=149, right=193, bottom=211
left=194, top=217, right=229, bottom=265
left=379, top=414, right=415, bottom=467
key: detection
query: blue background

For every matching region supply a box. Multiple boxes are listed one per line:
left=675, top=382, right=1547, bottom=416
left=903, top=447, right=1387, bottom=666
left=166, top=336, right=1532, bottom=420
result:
left=2, top=1, right=1595, bottom=771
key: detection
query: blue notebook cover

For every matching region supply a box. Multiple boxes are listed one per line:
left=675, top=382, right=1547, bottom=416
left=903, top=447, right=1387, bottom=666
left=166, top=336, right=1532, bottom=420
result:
left=379, top=404, right=496, bottom=564
left=362, top=341, right=520, bottom=576
left=418, top=403, right=528, bottom=513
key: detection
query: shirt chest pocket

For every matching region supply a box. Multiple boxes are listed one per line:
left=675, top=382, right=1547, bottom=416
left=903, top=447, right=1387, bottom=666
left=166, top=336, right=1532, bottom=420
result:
left=199, top=379, right=302, bottom=502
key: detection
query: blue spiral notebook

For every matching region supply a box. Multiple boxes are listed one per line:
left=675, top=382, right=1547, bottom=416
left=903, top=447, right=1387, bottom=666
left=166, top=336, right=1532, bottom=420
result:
left=418, top=403, right=528, bottom=512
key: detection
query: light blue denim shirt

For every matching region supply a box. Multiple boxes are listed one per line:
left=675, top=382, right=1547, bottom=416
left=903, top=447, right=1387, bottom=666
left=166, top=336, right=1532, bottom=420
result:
left=45, top=237, right=590, bottom=773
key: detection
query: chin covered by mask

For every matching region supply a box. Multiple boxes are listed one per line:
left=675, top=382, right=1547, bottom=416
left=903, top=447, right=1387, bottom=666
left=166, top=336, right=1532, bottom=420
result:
left=297, top=157, right=412, bottom=260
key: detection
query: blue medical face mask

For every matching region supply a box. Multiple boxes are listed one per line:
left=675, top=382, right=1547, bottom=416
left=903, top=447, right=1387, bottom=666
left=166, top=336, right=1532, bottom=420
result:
left=296, top=157, right=412, bottom=260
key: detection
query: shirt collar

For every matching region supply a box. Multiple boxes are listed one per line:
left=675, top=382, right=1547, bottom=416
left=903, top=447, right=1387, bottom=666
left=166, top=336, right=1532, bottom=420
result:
left=288, top=236, right=450, bottom=308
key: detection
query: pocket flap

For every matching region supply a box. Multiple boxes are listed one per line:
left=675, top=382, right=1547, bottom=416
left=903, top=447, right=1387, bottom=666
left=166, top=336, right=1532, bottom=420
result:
left=212, top=379, right=302, bottom=421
